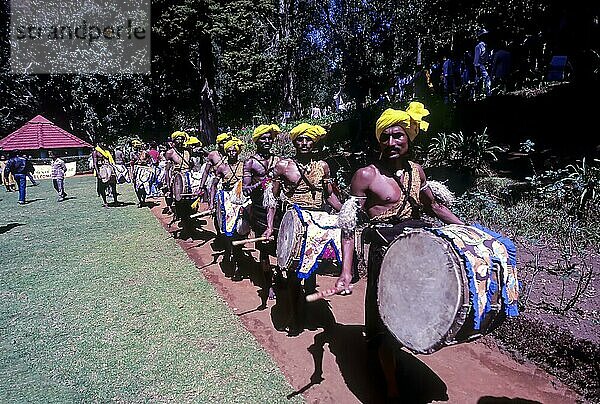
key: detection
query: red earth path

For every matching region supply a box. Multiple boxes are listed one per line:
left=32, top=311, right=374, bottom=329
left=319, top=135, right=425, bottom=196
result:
left=151, top=201, right=579, bottom=404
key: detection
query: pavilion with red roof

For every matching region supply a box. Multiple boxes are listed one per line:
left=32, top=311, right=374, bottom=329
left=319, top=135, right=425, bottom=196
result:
left=0, top=115, right=92, bottom=158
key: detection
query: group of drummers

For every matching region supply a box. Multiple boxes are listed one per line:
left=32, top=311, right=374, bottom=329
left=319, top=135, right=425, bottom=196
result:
left=95, top=102, right=521, bottom=399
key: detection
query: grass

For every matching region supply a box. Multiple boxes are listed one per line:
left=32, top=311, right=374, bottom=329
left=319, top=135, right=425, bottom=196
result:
left=0, top=176, right=301, bottom=403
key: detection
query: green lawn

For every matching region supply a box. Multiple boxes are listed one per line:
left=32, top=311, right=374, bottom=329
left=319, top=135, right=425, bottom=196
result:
left=0, top=176, right=300, bottom=403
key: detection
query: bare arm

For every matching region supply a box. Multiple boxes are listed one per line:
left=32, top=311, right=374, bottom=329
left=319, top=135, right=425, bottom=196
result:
left=92, top=152, right=100, bottom=177
left=322, top=161, right=342, bottom=211
left=208, top=165, right=223, bottom=209
left=417, top=164, right=464, bottom=225
left=242, top=158, right=256, bottom=196
left=264, top=160, right=286, bottom=238
left=335, top=167, right=372, bottom=291
left=199, top=152, right=215, bottom=189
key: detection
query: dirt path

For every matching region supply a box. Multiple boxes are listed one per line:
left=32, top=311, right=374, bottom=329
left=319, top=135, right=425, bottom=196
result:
left=151, top=201, right=579, bottom=404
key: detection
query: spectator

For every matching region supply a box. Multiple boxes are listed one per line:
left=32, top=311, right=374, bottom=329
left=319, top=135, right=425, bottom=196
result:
left=3, top=150, right=29, bottom=204
left=441, top=54, right=457, bottom=103
left=0, top=154, right=17, bottom=192
left=23, top=154, right=38, bottom=186
left=474, top=28, right=492, bottom=97
left=49, top=150, right=67, bottom=202
left=491, top=40, right=513, bottom=93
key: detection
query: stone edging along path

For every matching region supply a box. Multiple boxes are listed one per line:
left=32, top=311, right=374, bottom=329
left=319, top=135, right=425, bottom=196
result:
left=150, top=201, right=580, bottom=404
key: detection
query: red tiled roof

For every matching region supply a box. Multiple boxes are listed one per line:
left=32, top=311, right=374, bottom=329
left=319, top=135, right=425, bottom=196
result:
left=0, top=115, right=92, bottom=151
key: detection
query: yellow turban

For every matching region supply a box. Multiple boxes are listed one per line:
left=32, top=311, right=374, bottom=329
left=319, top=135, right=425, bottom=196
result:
left=171, top=131, right=188, bottom=141
left=375, top=102, right=430, bottom=142
left=252, top=124, right=282, bottom=142
left=184, top=136, right=202, bottom=147
left=216, top=132, right=232, bottom=144
left=224, top=138, right=243, bottom=152
left=289, top=123, right=326, bottom=142
left=131, top=139, right=143, bottom=147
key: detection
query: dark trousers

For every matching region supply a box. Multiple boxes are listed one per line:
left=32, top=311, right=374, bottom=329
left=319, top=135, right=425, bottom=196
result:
left=14, top=173, right=26, bottom=202
left=53, top=178, right=66, bottom=199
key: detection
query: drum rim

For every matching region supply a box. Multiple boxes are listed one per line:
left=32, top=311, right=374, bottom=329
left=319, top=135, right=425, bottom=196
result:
left=277, top=208, right=304, bottom=270
left=377, top=228, right=466, bottom=354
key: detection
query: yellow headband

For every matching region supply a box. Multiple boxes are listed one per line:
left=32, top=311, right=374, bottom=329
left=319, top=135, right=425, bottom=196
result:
left=252, top=124, right=282, bottom=142
left=216, top=132, right=232, bottom=144
left=184, top=136, right=202, bottom=147
left=224, top=138, right=243, bottom=152
left=171, top=131, right=188, bottom=141
left=375, top=102, right=430, bottom=142
left=289, top=123, right=326, bottom=142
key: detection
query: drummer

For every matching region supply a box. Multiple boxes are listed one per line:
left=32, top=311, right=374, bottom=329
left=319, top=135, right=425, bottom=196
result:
left=334, top=102, right=463, bottom=400
left=164, top=131, right=196, bottom=236
left=210, top=137, right=249, bottom=281
left=92, top=141, right=118, bottom=208
left=242, top=124, right=282, bottom=303
left=199, top=132, right=231, bottom=202
left=264, top=123, right=342, bottom=335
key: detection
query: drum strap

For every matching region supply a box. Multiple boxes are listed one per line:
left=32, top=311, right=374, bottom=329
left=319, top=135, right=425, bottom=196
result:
left=376, top=162, right=421, bottom=220
left=175, top=149, right=192, bottom=171
left=295, top=160, right=321, bottom=198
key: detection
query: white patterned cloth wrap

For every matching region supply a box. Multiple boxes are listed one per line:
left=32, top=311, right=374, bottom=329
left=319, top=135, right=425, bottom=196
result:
left=293, top=206, right=342, bottom=279
left=216, top=180, right=251, bottom=237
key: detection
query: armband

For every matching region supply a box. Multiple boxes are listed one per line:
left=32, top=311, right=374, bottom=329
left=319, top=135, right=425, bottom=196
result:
left=426, top=180, right=455, bottom=207
left=263, top=181, right=278, bottom=209
left=336, top=195, right=363, bottom=232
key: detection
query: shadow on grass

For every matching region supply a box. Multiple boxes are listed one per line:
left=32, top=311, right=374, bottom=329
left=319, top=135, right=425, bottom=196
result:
left=23, top=198, right=45, bottom=204
left=0, top=223, right=24, bottom=234
left=109, top=201, right=136, bottom=208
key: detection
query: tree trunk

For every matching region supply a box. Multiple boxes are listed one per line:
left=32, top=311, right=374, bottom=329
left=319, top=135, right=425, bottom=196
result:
left=198, top=31, right=217, bottom=144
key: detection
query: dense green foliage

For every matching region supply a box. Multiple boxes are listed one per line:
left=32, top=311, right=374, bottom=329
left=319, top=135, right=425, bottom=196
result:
left=1, top=1, right=596, bottom=144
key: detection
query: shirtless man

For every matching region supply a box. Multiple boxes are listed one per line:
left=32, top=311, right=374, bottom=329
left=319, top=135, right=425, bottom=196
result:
left=92, top=141, right=118, bottom=207
left=164, top=131, right=195, bottom=236
left=210, top=138, right=249, bottom=280
left=335, top=103, right=463, bottom=400
left=200, top=132, right=231, bottom=201
left=265, top=123, right=342, bottom=335
left=243, top=124, right=282, bottom=304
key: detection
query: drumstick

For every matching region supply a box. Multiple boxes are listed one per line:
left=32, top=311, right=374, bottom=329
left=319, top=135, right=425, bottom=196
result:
left=231, top=236, right=270, bottom=246
left=306, top=284, right=353, bottom=302
left=190, top=209, right=215, bottom=219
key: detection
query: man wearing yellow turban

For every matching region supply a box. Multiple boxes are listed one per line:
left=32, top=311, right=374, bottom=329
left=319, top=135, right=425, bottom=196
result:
left=211, top=135, right=250, bottom=281
left=252, top=124, right=281, bottom=142
left=265, top=122, right=343, bottom=334
left=199, top=132, right=232, bottom=199
left=243, top=124, right=284, bottom=303
left=334, top=102, right=464, bottom=400
left=164, top=130, right=195, bottom=232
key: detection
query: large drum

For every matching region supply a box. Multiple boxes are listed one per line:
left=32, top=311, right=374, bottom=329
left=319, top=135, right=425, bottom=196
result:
left=172, top=171, right=194, bottom=202
left=98, top=163, right=116, bottom=183
left=377, top=225, right=519, bottom=354
left=276, top=206, right=342, bottom=278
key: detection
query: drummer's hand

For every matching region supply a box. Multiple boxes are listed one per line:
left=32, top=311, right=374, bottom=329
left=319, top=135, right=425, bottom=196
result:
left=335, top=272, right=353, bottom=296
left=261, top=228, right=274, bottom=241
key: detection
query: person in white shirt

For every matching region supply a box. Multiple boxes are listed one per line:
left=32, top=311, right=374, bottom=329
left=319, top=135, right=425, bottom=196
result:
left=49, top=151, right=67, bottom=202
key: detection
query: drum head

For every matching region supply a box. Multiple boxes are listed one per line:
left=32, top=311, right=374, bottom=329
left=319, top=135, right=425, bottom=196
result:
left=276, top=209, right=303, bottom=269
left=378, top=229, right=464, bottom=354
left=172, top=172, right=184, bottom=201
left=99, top=164, right=114, bottom=183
